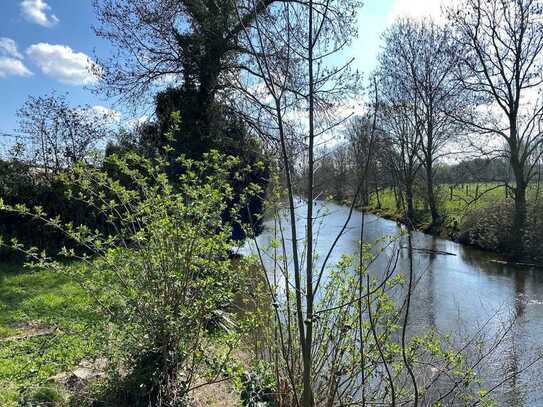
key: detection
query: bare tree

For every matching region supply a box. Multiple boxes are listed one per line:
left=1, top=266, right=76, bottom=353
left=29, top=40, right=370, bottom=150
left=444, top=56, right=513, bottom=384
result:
left=448, top=0, right=543, bottom=253
left=92, top=0, right=289, bottom=188
left=346, top=105, right=381, bottom=207
left=379, top=19, right=464, bottom=226
left=313, top=143, right=352, bottom=202
left=377, top=85, right=423, bottom=224
left=17, top=94, right=113, bottom=179
left=233, top=0, right=362, bottom=404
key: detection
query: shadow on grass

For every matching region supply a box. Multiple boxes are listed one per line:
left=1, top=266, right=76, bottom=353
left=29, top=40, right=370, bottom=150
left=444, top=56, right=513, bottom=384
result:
left=0, top=262, right=96, bottom=335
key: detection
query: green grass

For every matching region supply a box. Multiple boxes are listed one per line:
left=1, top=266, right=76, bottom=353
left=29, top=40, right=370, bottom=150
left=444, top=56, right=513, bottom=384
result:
left=0, top=262, right=102, bottom=404
left=370, top=182, right=541, bottom=224
left=438, top=183, right=508, bottom=223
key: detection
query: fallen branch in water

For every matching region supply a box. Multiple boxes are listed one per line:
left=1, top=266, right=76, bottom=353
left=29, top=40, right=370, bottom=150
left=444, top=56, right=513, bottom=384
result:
left=400, top=247, right=457, bottom=256
left=489, top=259, right=542, bottom=268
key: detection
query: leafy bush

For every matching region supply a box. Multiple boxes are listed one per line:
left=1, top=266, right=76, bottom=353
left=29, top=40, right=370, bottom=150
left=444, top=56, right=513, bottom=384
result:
left=239, top=361, right=276, bottom=406
left=107, top=97, right=270, bottom=242
left=459, top=198, right=543, bottom=262
left=1, top=151, right=260, bottom=406
left=0, top=159, right=109, bottom=259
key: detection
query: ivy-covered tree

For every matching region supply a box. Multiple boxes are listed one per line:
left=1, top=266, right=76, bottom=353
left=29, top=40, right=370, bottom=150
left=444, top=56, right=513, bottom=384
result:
left=106, top=87, right=270, bottom=240
left=94, top=0, right=274, bottom=239
left=93, top=0, right=277, bottom=107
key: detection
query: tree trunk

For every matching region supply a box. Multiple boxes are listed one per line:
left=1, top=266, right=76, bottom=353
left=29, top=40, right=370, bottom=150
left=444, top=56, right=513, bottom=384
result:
left=359, top=175, right=369, bottom=207
left=393, top=185, right=402, bottom=211
left=509, top=123, right=528, bottom=257
left=425, top=164, right=440, bottom=226
left=303, top=1, right=315, bottom=404
left=511, top=177, right=527, bottom=257
left=406, top=180, right=415, bottom=227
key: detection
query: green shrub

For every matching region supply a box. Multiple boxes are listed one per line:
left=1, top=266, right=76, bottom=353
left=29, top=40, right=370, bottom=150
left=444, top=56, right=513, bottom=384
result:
left=1, top=151, right=261, bottom=406
left=239, top=361, right=276, bottom=406
left=0, top=159, right=109, bottom=259
left=460, top=198, right=543, bottom=261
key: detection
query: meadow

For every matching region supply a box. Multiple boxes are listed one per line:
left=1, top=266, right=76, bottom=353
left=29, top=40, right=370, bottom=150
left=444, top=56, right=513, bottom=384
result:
left=369, top=182, right=542, bottom=225
left=0, top=262, right=101, bottom=405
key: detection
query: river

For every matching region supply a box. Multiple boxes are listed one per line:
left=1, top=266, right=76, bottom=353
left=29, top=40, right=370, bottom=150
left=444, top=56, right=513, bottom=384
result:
left=243, top=199, right=543, bottom=406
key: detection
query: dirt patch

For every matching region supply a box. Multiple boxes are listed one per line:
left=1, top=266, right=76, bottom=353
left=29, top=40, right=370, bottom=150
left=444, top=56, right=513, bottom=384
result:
left=190, top=378, right=239, bottom=406
left=49, top=357, right=108, bottom=396
left=1, top=321, right=57, bottom=342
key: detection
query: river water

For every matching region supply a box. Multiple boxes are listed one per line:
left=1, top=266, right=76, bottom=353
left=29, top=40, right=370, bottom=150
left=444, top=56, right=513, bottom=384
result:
left=244, top=199, right=543, bottom=406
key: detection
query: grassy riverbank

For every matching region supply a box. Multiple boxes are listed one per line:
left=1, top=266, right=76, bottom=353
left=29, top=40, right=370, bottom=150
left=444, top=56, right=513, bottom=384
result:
left=369, top=183, right=511, bottom=224
left=365, top=183, right=543, bottom=263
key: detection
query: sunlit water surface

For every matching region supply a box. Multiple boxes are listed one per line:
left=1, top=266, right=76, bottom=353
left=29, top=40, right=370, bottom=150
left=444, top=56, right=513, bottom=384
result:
left=242, top=199, right=543, bottom=406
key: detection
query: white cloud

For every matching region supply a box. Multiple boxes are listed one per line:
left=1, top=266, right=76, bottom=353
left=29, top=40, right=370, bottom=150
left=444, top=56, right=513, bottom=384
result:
left=90, top=105, right=122, bottom=122
left=0, top=38, right=23, bottom=59
left=26, top=43, right=99, bottom=85
left=20, top=0, right=59, bottom=27
left=0, top=57, right=33, bottom=78
left=126, top=115, right=150, bottom=130
left=388, top=0, right=460, bottom=24
left=0, top=38, right=33, bottom=78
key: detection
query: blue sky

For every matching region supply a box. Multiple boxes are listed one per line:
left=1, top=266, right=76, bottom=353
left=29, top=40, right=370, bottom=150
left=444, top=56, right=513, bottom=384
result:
left=0, top=0, right=112, bottom=136
left=0, top=0, right=432, bottom=136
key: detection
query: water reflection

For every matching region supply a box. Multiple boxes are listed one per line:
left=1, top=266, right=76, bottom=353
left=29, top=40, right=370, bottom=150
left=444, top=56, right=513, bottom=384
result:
left=244, top=200, right=543, bottom=405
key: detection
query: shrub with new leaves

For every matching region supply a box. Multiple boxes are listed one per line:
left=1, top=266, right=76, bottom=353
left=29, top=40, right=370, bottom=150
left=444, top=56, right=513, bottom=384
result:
left=0, top=151, right=258, bottom=406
